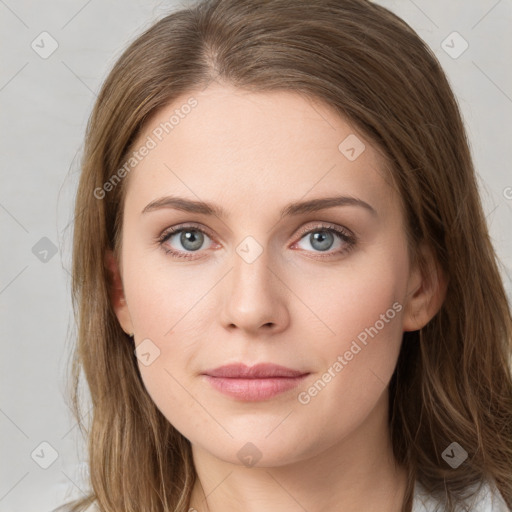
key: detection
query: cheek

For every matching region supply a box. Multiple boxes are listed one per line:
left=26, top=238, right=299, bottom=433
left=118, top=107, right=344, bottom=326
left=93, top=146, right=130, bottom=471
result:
left=122, top=253, right=221, bottom=432
left=291, top=247, right=408, bottom=434
left=290, top=245, right=408, bottom=358
left=123, top=244, right=214, bottom=341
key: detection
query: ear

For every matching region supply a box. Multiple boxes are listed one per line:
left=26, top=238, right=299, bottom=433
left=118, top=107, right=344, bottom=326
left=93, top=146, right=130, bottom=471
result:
left=105, top=249, right=134, bottom=336
left=402, top=242, right=448, bottom=332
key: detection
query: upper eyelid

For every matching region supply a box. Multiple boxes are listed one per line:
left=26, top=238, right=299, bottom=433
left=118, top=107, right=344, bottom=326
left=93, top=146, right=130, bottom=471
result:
left=161, top=222, right=215, bottom=241
left=159, top=221, right=354, bottom=245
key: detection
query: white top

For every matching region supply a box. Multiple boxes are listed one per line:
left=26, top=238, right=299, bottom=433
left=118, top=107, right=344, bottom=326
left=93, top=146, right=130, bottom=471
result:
left=78, top=480, right=510, bottom=512
left=412, top=480, right=510, bottom=511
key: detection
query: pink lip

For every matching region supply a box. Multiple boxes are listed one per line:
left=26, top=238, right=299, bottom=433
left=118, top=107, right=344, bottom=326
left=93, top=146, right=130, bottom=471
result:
left=202, top=363, right=310, bottom=401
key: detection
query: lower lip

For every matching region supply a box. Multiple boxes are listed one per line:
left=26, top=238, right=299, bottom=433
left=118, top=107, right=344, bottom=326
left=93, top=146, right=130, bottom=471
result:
left=203, top=375, right=309, bottom=401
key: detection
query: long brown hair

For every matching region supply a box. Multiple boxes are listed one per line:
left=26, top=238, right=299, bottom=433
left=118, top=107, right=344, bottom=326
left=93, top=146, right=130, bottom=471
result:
left=63, top=0, right=512, bottom=510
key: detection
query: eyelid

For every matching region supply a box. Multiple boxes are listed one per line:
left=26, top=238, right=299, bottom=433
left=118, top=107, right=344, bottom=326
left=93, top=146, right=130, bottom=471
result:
left=159, top=221, right=216, bottom=240
left=157, top=221, right=356, bottom=258
left=158, top=221, right=354, bottom=240
left=293, top=222, right=355, bottom=243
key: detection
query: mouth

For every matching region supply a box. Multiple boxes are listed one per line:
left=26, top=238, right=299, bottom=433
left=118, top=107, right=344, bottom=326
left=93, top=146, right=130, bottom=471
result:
left=201, top=363, right=310, bottom=401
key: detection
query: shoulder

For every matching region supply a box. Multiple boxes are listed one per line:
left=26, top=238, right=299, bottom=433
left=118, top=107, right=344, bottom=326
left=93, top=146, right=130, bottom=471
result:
left=412, top=479, right=510, bottom=511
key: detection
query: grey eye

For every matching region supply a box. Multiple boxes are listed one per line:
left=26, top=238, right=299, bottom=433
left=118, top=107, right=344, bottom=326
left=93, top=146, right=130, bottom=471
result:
left=176, top=230, right=206, bottom=251
left=306, top=231, right=335, bottom=252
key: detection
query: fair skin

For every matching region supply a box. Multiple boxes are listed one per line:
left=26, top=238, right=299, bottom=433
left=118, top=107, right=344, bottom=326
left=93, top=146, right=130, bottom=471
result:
left=107, top=83, right=445, bottom=512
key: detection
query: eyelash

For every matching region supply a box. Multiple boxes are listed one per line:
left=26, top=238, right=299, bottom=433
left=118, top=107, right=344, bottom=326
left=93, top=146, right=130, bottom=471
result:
left=157, top=222, right=357, bottom=260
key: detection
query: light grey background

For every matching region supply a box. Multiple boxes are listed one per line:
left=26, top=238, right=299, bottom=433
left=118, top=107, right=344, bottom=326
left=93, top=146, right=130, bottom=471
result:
left=0, top=1, right=511, bottom=511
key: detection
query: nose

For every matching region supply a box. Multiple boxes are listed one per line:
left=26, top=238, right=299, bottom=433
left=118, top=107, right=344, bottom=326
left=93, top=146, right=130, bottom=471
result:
left=219, top=245, right=290, bottom=336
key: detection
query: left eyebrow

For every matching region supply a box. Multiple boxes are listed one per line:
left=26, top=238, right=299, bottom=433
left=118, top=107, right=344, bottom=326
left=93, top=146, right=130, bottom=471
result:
left=141, top=194, right=378, bottom=218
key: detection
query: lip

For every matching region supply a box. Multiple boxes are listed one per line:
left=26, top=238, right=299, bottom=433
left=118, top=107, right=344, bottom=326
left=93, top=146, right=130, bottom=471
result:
left=202, top=363, right=310, bottom=401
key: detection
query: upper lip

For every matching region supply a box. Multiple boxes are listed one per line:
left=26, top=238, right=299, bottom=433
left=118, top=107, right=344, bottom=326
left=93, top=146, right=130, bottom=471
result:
left=203, top=363, right=308, bottom=378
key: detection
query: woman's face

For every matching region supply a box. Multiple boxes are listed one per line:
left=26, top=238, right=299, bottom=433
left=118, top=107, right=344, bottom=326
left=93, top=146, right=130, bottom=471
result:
left=111, top=83, right=428, bottom=467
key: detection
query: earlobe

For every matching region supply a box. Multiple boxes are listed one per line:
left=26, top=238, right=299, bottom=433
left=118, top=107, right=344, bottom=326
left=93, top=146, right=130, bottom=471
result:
left=105, top=249, right=134, bottom=336
left=402, top=243, right=448, bottom=333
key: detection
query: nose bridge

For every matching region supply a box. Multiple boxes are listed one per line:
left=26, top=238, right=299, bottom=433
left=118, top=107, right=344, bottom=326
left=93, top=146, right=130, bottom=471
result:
left=220, top=234, right=287, bottom=332
left=231, top=237, right=274, bottom=307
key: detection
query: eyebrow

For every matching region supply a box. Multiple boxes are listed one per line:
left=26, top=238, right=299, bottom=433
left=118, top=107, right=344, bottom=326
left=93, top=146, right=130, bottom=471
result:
left=141, top=194, right=377, bottom=219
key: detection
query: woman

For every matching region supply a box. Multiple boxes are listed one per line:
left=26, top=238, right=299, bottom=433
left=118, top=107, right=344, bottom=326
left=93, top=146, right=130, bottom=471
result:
left=60, top=0, right=512, bottom=510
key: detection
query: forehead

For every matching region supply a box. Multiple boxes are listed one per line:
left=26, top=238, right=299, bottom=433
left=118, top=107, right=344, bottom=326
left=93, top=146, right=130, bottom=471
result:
left=124, top=84, right=397, bottom=219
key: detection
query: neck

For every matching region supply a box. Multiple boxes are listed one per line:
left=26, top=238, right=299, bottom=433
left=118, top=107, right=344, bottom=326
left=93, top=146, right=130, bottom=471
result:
left=188, top=391, right=408, bottom=512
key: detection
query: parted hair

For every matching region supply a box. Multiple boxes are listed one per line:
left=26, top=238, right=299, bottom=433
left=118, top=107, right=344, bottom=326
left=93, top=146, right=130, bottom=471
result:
left=63, top=0, right=512, bottom=510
